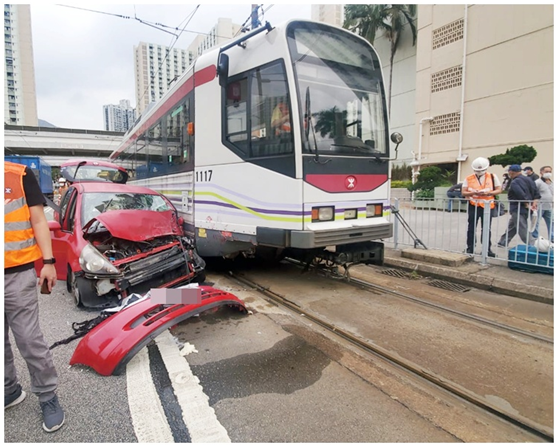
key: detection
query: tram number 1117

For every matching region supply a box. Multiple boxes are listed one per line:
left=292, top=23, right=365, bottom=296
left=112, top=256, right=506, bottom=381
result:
left=195, top=170, right=213, bottom=183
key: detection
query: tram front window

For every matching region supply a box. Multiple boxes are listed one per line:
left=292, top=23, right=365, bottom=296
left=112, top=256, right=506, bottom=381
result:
left=288, top=22, right=389, bottom=157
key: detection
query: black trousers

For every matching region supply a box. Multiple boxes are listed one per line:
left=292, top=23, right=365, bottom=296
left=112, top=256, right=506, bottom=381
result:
left=467, top=203, right=493, bottom=252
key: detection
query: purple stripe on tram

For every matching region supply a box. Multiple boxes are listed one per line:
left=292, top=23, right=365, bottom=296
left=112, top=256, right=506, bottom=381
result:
left=195, top=200, right=309, bottom=216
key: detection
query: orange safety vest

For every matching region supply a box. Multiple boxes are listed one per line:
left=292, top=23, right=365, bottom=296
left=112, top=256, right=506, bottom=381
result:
left=4, top=161, right=43, bottom=268
left=465, top=173, right=495, bottom=209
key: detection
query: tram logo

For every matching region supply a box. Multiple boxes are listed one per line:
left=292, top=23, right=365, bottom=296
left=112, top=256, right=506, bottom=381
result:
left=345, top=176, right=357, bottom=190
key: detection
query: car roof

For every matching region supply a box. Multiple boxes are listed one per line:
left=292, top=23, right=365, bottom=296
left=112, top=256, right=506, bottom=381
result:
left=74, top=181, right=162, bottom=195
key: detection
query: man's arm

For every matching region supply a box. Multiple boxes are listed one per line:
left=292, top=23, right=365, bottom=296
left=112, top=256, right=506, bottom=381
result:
left=28, top=205, right=57, bottom=292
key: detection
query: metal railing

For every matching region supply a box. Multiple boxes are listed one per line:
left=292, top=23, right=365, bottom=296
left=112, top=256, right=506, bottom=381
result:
left=387, top=197, right=554, bottom=272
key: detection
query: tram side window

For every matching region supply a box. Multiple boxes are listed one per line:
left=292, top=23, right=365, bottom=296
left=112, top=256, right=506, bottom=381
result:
left=224, top=61, right=293, bottom=158
left=225, top=78, right=248, bottom=155
left=250, top=62, right=293, bottom=157
left=147, top=123, right=163, bottom=178
left=167, top=98, right=191, bottom=171
left=136, top=136, right=148, bottom=180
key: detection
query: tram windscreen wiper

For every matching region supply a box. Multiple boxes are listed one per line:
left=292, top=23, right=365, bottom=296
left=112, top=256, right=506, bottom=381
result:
left=305, top=87, right=320, bottom=162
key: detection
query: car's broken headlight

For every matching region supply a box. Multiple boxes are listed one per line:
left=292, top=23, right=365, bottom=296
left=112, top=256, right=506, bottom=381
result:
left=79, top=243, right=120, bottom=274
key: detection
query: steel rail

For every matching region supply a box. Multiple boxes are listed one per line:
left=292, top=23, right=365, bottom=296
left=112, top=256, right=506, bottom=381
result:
left=228, top=271, right=553, bottom=442
left=289, top=259, right=553, bottom=345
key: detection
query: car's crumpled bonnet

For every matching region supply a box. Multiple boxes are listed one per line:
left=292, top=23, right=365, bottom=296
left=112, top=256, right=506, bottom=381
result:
left=82, top=209, right=181, bottom=241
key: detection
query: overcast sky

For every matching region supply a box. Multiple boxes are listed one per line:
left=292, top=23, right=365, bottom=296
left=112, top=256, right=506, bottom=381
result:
left=30, top=3, right=313, bottom=130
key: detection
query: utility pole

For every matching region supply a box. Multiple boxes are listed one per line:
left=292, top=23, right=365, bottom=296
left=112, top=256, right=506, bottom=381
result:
left=251, top=4, right=260, bottom=30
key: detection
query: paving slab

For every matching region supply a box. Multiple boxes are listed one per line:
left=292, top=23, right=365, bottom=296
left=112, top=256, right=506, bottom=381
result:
left=384, top=248, right=554, bottom=305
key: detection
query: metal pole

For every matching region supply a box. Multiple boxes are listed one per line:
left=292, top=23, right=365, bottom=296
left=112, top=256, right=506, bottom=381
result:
left=480, top=200, right=491, bottom=265
left=393, top=198, right=399, bottom=250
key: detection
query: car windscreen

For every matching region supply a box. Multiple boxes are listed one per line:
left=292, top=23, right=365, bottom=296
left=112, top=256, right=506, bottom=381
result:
left=61, top=164, right=128, bottom=184
left=81, top=192, right=172, bottom=226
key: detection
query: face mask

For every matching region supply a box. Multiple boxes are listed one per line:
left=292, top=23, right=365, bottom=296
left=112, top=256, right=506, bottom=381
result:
left=476, top=170, right=487, bottom=176
left=543, top=173, right=552, bottom=180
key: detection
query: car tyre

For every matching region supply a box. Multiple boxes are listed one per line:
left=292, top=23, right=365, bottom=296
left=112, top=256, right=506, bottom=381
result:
left=66, top=265, right=72, bottom=293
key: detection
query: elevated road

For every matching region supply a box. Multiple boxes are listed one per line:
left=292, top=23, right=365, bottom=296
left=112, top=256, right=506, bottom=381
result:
left=4, top=124, right=125, bottom=167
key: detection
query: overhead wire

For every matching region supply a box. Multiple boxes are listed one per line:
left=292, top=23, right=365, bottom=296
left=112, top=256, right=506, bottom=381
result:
left=135, top=5, right=200, bottom=113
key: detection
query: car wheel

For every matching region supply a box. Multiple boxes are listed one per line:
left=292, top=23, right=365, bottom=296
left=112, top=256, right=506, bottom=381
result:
left=66, top=265, right=72, bottom=293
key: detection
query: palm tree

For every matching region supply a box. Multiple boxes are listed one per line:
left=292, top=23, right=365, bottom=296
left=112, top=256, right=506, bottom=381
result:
left=344, top=4, right=417, bottom=118
left=343, top=4, right=388, bottom=46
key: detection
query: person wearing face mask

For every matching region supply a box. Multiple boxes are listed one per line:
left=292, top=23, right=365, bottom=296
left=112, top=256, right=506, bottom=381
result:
left=523, top=166, right=539, bottom=181
left=461, top=157, right=502, bottom=256
left=531, top=166, right=553, bottom=242
left=497, top=165, right=540, bottom=248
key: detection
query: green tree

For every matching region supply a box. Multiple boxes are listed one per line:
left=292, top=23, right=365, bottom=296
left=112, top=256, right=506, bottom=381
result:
left=344, top=4, right=417, bottom=117
left=407, top=165, right=446, bottom=198
left=488, top=144, right=537, bottom=167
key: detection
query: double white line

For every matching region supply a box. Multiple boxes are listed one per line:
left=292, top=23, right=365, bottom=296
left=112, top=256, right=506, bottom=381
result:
left=126, top=330, right=230, bottom=443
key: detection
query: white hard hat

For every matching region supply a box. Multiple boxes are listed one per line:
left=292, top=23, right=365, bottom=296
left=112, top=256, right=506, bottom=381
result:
left=471, top=157, right=490, bottom=172
left=58, top=177, right=67, bottom=183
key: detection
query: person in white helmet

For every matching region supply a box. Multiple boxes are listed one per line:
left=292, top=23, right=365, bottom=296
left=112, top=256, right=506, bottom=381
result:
left=461, top=157, right=502, bottom=256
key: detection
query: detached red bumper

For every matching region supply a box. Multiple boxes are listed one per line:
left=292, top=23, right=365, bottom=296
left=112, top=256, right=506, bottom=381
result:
left=69, top=286, right=247, bottom=376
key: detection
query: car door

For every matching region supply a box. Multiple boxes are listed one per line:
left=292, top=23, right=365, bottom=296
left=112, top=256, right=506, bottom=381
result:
left=51, top=187, right=78, bottom=280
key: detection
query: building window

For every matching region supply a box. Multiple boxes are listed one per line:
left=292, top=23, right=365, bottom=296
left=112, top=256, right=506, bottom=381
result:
left=431, top=65, right=463, bottom=93
left=432, top=19, right=464, bottom=50
left=430, top=112, right=461, bottom=135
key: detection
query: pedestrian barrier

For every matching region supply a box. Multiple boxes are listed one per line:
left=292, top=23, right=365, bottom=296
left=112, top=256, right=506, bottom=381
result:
left=387, top=197, right=554, bottom=273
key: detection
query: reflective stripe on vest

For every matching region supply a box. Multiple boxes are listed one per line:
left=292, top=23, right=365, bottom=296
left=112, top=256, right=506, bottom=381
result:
left=466, top=173, right=495, bottom=209
left=4, top=161, right=43, bottom=268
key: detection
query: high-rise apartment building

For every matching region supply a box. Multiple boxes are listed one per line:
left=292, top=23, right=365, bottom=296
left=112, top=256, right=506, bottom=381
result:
left=311, top=4, right=343, bottom=27
left=188, top=18, right=242, bottom=58
left=134, top=43, right=189, bottom=116
left=4, top=4, right=38, bottom=126
left=103, top=99, right=136, bottom=132
left=134, top=18, right=241, bottom=116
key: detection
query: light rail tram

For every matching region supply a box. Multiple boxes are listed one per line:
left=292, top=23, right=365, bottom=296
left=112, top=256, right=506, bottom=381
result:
left=110, top=19, right=403, bottom=266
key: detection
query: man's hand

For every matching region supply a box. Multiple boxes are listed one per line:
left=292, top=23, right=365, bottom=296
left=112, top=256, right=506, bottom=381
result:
left=38, top=264, right=57, bottom=293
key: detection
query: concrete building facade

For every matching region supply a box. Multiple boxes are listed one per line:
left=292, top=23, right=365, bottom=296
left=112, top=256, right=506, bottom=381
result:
left=370, top=12, right=418, bottom=172
left=4, top=4, right=38, bottom=126
left=415, top=4, right=553, bottom=182
left=134, top=18, right=241, bottom=116
left=311, top=4, right=344, bottom=27
left=103, top=99, right=136, bottom=132
left=134, top=42, right=190, bottom=116
left=189, top=18, right=241, bottom=58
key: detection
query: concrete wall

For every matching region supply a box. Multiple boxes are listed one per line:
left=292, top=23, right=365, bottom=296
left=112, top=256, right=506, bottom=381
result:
left=373, top=14, right=417, bottom=167
left=415, top=4, right=554, bottom=182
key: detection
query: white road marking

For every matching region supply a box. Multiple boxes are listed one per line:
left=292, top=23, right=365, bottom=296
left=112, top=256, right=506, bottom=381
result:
left=156, top=330, right=231, bottom=443
left=126, top=346, right=175, bottom=443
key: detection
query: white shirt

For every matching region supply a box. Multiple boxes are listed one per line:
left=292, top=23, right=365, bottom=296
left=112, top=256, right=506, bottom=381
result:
left=535, top=178, right=554, bottom=211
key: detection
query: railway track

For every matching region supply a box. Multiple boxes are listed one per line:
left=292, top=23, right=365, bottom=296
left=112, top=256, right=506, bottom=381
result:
left=296, top=260, right=553, bottom=345
left=226, top=267, right=553, bottom=442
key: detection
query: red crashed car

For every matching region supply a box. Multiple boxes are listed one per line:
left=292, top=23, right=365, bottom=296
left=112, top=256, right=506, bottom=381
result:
left=44, top=180, right=205, bottom=309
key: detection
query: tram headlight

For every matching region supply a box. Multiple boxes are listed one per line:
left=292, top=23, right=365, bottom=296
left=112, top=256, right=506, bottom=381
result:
left=366, top=203, right=383, bottom=218
left=312, top=206, right=334, bottom=222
